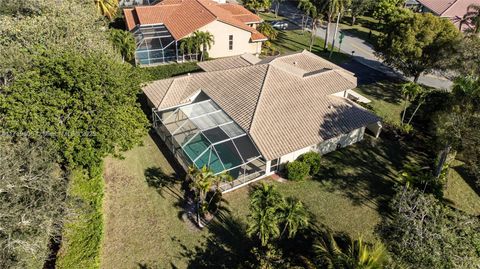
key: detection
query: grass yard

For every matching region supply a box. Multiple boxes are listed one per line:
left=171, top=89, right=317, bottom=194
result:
left=339, top=16, right=381, bottom=46
left=270, top=29, right=351, bottom=65
left=444, top=160, right=480, bottom=215
left=355, top=81, right=405, bottom=125
left=100, top=133, right=210, bottom=269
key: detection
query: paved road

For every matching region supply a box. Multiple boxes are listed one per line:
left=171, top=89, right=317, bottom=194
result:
left=276, top=2, right=453, bottom=89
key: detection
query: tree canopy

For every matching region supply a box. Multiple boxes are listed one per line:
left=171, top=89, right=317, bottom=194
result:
left=376, top=11, right=461, bottom=82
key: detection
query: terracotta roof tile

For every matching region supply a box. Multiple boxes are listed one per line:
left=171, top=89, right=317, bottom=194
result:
left=124, top=0, right=265, bottom=41
left=418, top=0, right=480, bottom=16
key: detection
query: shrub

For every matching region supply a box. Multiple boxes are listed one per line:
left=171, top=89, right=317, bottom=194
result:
left=298, top=152, right=322, bottom=175
left=286, top=161, right=310, bottom=181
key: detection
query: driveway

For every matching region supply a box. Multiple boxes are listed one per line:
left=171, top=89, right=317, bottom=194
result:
left=276, top=2, right=453, bottom=89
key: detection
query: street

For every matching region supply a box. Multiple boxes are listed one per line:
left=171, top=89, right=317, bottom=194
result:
left=276, top=2, right=453, bottom=89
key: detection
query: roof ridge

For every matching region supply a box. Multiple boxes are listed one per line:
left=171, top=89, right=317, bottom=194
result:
left=157, top=78, right=176, bottom=109
left=196, top=0, right=220, bottom=19
left=247, top=64, right=271, bottom=132
left=440, top=0, right=460, bottom=15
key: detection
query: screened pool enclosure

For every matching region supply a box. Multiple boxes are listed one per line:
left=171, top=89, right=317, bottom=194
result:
left=152, top=100, right=266, bottom=191
left=133, top=24, right=197, bottom=65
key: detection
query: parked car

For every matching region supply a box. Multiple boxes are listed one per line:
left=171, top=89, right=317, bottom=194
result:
left=270, top=21, right=288, bottom=30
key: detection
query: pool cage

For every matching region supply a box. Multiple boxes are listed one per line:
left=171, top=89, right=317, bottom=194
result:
left=133, top=24, right=198, bottom=66
left=152, top=99, right=266, bottom=192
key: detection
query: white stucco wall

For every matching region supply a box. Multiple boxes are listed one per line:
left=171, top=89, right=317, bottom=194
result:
left=197, top=20, right=263, bottom=58
left=277, top=127, right=366, bottom=165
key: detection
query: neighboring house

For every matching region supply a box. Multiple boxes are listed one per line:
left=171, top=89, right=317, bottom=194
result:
left=119, top=0, right=157, bottom=7
left=143, top=51, right=382, bottom=192
left=123, top=0, right=266, bottom=66
left=416, top=0, right=480, bottom=31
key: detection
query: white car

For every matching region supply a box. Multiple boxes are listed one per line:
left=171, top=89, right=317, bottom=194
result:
left=270, top=21, right=288, bottom=30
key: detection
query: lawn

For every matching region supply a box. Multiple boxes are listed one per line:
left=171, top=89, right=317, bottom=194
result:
left=100, top=133, right=209, bottom=269
left=270, top=29, right=351, bottom=65
left=444, top=160, right=480, bottom=215
left=339, top=16, right=381, bottom=46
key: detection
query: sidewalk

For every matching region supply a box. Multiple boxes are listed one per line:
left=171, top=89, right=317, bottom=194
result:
left=277, top=2, right=452, bottom=89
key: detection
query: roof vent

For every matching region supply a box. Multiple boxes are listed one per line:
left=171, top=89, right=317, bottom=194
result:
left=293, top=61, right=298, bottom=65
left=187, top=73, right=191, bottom=76
left=328, top=105, right=333, bottom=109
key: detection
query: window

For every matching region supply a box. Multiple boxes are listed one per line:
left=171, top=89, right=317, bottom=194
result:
left=228, top=35, right=233, bottom=50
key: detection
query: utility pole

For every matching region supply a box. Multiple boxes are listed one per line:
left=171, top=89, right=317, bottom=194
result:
left=329, top=12, right=341, bottom=59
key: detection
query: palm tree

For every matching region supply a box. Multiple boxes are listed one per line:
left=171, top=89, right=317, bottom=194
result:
left=179, top=36, right=196, bottom=61
left=109, top=29, right=135, bottom=63
left=272, top=0, right=285, bottom=17
left=188, top=165, right=230, bottom=227
left=315, top=231, right=387, bottom=269
left=258, top=22, right=279, bottom=41
left=463, top=4, right=480, bottom=34
left=247, top=183, right=283, bottom=246
left=298, top=0, right=324, bottom=51
left=247, top=205, right=281, bottom=246
left=94, top=0, right=119, bottom=21
left=314, top=229, right=345, bottom=268
left=321, top=0, right=350, bottom=50
left=193, top=31, right=215, bottom=61
left=400, top=82, right=423, bottom=125
left=279, top=197, right=309, bottom=238
left=244, top=0, right=271, bottom=14
left=345, top=237, right=387, bottom=269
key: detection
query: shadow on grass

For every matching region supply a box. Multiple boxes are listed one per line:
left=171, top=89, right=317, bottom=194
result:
left=176, top=210, right=254, bottom=268
left=145, top=166, right=182, bottom=199
left=453, top=164, right=480, bottom=197
left=313, top=133, right=431, bottom=219
left=356, top=80, right=404, bottom=105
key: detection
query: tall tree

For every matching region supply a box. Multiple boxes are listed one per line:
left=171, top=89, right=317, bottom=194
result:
left=109, top=29, right=136, bottom=63
left=463, top=4, right=480, bottom=34
left=348, top=0, right=372, bottom=26
left=244, top=0, right=271, bottom=14
left=193, top=31, right=215, bottom=61
left=435, top=76, right=480, bottom=183
left=298, top=0, right=324, bottom=51
left=94, top=0, right=119, bottom=20
left=0, top=49, right=148, bottom=169
left=322, top=0, right=350, bottom=50
left=272, top=0, right=285, bottom=17
left=376, top=12, right=461, bottom=82
left=400, top=82, right=424, bottom=125
left=279, top=197, right=309, bottom=238
left=372, top=0, right=404, bottom=23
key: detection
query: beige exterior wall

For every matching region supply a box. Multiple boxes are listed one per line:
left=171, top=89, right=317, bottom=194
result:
left=197, top=20, right=263, bottom=58
left=276, top=127, right=366, bottom=165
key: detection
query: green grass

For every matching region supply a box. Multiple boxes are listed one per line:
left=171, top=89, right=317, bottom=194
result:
left=100, top=134, right=209, bottom=268
left=57, top=169, right=104, bottom=269
left=259, top=12, right=286, bottom=21
left=355, top=81, right=405, bottom=126
left=444, top=160, right=480, bottom=215
left=339, top=16, right=381, bottom=45
left=270, top=29, right=351, bottom=65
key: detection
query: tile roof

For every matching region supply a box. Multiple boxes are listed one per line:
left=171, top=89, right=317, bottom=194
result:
left=418, top=0, right=480, bottom=16
left=123, top=0, right=266, bottom=41
left=144, top=51, right=380, bottom=160
left=197, top=53, right=261, bottom=71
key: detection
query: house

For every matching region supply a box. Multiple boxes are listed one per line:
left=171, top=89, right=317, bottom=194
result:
left=416, top=0, right=480, bottom=31
left=143, top=51, right=382, bottom=192
left=119, top=0, right=157, bottom=7
left=123, top=0, right=266, bottom=65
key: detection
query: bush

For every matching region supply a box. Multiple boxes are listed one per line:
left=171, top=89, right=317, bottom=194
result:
left=297, top=152, right=322, bottom=175
left=286, top=161, right=310, bottom=181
